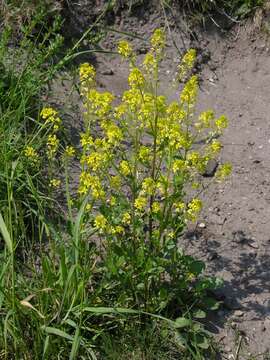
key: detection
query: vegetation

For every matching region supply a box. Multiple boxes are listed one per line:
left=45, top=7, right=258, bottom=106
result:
left=4, top=0, right=267, bottom=357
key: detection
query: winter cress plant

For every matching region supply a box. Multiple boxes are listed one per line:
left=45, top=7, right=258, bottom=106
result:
left=18, top=29, right=231, bottom=357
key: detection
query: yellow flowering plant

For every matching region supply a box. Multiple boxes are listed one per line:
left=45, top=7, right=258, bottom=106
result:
left=58, top=29, right=230, bottom=355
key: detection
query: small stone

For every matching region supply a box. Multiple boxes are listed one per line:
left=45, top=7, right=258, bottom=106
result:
left=202, top=159, right=218, bottom=177
left=207, top=251, right=218, bottom=261
left=137, top=47, right=148, bottom=54
left=239, top=113, right=243, bottom=117
left=234, top=310, right=244, bottom=317
left=101, top=69, right=114, bottom=76
left=198, top=222, right=206, bottom=229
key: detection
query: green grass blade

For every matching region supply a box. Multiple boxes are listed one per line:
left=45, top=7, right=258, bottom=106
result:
left=0, top=212, right=12, bottom=253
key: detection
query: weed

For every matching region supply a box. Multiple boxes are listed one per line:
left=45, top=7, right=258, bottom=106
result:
left=0, top=15, right=231, bottom=360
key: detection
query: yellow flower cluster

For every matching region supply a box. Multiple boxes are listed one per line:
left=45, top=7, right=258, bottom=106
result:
left=141, top=177, right=156, bottom=195
left=122, top=212, right=131, bottom=224
left=24, top=145, right=39, bottom=163
left=49, top=178, right=61, bottom=188
left=134, top=196, right=147, bottom=212
left=65, top=145, right=75, bottom=158
left=178, top=49, right=196, bottom=80
left=47, top=134, right=59, bottom=159
left=78, top=171, right=105, bottom=199
left=216, top=163, right=232, bottom=180
left=72, top=28, right=231, bottom=243
left=118, top=40, right=133, bottom=58
left=128, top=67, right=145, bottom=88
left=40, top=107, right=62, bottom=132
left=87, top=89, right=114, bottom=118
left=119, top=160, right=131, bottom=176
left=187, top=198, right=202, bottom=222
left=151, top=28, right=166, bottom=52
left=79, top=63, right=96, bottom=83
left=94, top=214, right=107, bottom=232
left=180, top=75, right=198, bottom=107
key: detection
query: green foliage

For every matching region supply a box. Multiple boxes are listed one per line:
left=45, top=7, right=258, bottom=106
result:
left=166, top=0, right=264, bottom=19
left=0, top=21, right=229, bottom=360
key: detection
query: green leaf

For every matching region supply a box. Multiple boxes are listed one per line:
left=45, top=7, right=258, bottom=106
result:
left=189, top=260, right=205, bottom=275
left=0, top=212, right=12, bottom=253
left=174, top=317, right=192, bottom=329
left=69, top=327, right=81, bottom=360
left=41, top=326, right=73, bottom=341
left=192, top=309, right=206, bottom=319
left=203, top=297, right=220, bottom=310
left=194, top=334, right=210, bottom=350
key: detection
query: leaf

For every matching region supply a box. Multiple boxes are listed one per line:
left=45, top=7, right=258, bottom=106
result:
left=69, top=327, right=81, bottom=360
left=192, top=309, right=206, bottom=319
left=203, top=297, right=220, bottom=311
left=41, top=326, right=73, bottom=341
left=189, top=260, right=205, bottom=275
left=174, top=317, right=192, bottom=329
left=193, top=334, right=210, bottom=350
left=0, top=212, right=12, bottom=253
left=20, top=298, right=45, bottom=319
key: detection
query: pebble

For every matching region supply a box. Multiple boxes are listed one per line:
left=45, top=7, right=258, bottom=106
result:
left=202, top=159, right=218, bottom=177
left=207, top=251, right=218, bottom=261
left=234, top=310, right=244, bottom=317
left=101, top=69, right=114, bottom=76
left=198, top=222, right=206, bottom=228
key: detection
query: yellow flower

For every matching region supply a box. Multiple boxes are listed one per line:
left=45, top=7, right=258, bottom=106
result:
left=40, top=107, right=61, bottom=131
left=196, top=110, right=214, bottom=130
left=87, top=89, right=114, bottom=117
left=115, top=225, right=124, bottom=234
left=65, top=145, right=75, bottom=157
left=180, top=75, right=198, bottom=106
left=110, top=175, right=121, bottom=189
left=151, top=28, right=165, bottom=52
left=138, top=146, right=151, bottom=162
left=47, top=134, right=59, bottom=159
left=118, top=40, right=133, bottom=58
left=119, top=160, right=131, bottom=176
left=187, top=198, right=202, bottom=221
left=85, top=152, right=107, bottom=171
left=152, top=202, right=160, bottom=213
left=128, top=67, right=145, bottom=88
left=216, top=163, right=232, bottom=180
left=79, top=63, right=96, bottom=83
left=105, top=123, right=123, bottom=145
left=134, top=196, right=147, bottom=211
left=40, top=107, right=57, bottom=120
left=172, top=159, right=185, bottom=173
left=24, top=146, right=39, bottom=163
left=49, top=178, right=61, bottom=188
left=215, top=115, right=228, bottom=130
left=209, top=140, right=222, bottom=155
left=122, top=212, right=131, bottom=225
left=80, top=133, right=93, bottom=149
left=175, top=201, right=185, bottom=213
left=94, top=214, right=107, bottom=232
left=178, top=49, right=196, bottom=80
left=143, top=53, right=156, bottom=72
left=141, top=177, right=156, bottom=195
